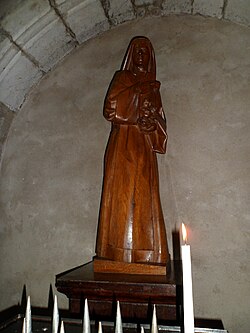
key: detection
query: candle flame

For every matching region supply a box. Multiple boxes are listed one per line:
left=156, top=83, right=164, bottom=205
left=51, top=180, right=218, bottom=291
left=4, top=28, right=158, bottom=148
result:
left=182, top=223, right=187, bottom=244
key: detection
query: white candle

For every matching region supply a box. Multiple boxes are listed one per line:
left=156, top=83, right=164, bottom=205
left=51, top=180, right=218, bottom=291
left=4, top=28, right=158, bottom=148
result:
left=98, top=322, right=103, bottom=333
left=22, top=317, right=26, bottom=333
left=25, top=296, right=32, bottom=333
left=151, top=305, right=158, bottom=333
left=181, top=223, right=194, bottom=333
left=115, top=301, right=123, bottom=333
left=60, top=321, right=65, bottom=333
left=52, top=295, right=59, bottom=333
left=82, top=299, right=90, bottom=333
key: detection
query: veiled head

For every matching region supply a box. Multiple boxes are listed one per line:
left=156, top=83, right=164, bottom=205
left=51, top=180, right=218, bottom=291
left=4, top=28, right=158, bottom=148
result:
left=122, top=37, right=156, bottom=80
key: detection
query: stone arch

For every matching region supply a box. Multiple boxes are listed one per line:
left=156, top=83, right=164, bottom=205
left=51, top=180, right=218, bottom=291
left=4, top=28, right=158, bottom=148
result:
left=0, top=0, right=250, bottom=112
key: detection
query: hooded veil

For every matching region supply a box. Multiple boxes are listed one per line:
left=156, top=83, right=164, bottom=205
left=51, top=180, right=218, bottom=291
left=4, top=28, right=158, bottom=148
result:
left=122, top=37, right=156, bottom=79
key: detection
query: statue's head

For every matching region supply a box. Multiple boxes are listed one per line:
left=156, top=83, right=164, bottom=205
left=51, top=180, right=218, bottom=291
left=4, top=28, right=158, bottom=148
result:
left=122, top=37, right=156, bottom=80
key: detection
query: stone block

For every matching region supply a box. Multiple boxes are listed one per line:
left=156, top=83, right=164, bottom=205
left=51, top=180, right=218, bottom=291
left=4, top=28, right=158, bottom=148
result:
left=0, top=20, right=42, bottom=111
left=0, top=0, right=76, bottom=72
left=162, top=0, right=192, bottom=14
left=0, top=102, right=15, bottom=157
left=0, top=35, right=17, bottom=75
left=193, top=0, right=224, bottom=18
left=0, top=0, right=50, bottom=39
left=146, top=4, right=163, bottom=16
left=133, top=0, right=155, bottom=5
left=19, top=15, right=76, bottom=72
left=224, top=0, right=250, bottom=26
left=108, top=0, right=135, bottom=25
left=56, top=0, right=110, bottom=44
left=0, top=51, right=42, bottom=110
left=133, top=0, right=165, bottom=17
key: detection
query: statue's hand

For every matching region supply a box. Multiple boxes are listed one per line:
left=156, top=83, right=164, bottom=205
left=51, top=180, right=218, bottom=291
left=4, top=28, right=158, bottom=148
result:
left=104, top=100, right=117, bottom=120
left=104, top=108, right=116, bottom=120
left=138, top=116, right=157, bottom=133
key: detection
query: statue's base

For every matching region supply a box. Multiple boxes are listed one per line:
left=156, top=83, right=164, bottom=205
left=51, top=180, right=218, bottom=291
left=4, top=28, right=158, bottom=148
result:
left=56, top=260, right=182, bottom=323
left=93, top=257, right=169, bottom=275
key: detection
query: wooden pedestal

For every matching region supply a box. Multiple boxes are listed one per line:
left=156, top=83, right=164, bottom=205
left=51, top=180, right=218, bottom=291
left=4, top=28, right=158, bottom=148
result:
left=93, top=257, right=169, bottom=275
left=56, top=261, right=182, bottom=324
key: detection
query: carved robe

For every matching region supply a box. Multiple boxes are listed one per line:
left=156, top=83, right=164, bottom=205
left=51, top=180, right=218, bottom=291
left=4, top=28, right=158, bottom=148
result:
left=96, top=37, right=170, bottom=265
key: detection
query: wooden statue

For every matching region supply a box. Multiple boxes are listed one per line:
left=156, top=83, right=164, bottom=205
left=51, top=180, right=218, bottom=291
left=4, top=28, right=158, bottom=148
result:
left=95, top=37, right=170, bottom=273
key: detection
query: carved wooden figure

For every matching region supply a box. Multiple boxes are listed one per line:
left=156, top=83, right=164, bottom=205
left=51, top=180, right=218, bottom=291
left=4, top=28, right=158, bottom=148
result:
left=95, top=37, right=170, bottom=271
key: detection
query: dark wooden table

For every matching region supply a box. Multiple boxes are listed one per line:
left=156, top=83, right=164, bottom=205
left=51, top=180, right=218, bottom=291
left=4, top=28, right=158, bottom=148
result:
left=56, top=261, right=182, bottom=324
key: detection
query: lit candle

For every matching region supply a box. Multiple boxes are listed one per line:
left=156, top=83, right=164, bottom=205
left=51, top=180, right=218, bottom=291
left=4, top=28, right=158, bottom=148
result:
left=181, top=223, right=194, bottom=333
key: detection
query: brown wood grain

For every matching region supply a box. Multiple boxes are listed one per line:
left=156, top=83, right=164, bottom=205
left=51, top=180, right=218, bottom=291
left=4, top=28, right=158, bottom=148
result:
left=95, top=37, right=170, bottom=268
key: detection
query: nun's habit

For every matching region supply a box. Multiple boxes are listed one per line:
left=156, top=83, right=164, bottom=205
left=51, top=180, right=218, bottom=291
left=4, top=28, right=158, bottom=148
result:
left=96, top=37, right=170, bottom=265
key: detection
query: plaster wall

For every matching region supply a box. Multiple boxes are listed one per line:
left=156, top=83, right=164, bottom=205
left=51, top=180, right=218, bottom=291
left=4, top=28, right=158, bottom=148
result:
left=0, top=12, right=250, bottom=333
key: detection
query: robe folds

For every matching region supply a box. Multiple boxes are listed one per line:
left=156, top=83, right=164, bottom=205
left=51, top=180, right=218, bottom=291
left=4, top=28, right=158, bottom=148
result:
left=96, top=69, right=170, bottom=264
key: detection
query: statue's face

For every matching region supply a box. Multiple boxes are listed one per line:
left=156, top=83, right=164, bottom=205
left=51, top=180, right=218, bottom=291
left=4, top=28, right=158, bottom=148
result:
left=132, top=43, right=150, bottom=71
